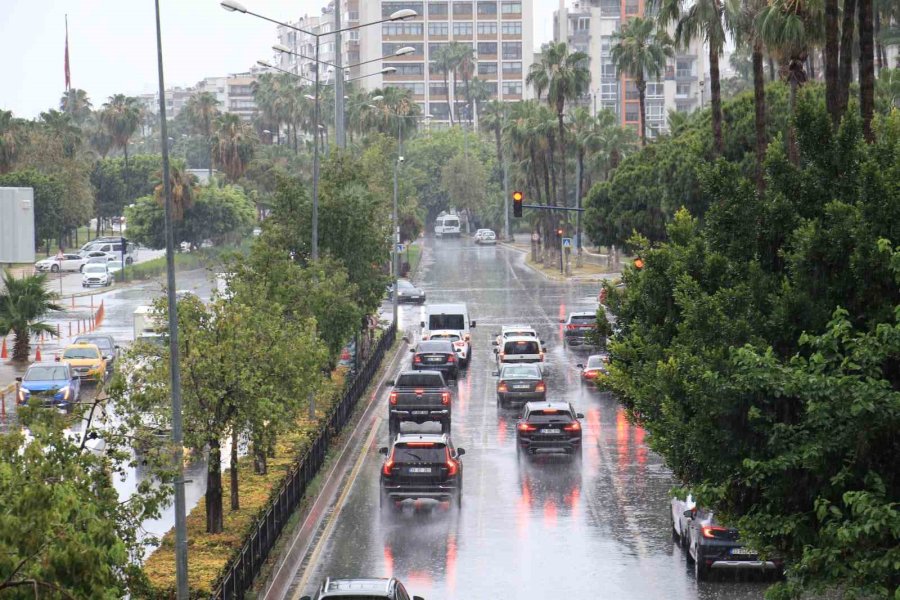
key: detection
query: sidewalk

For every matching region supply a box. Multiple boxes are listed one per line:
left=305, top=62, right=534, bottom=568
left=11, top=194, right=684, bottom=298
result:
left=499, top=233, right=623, bottom=283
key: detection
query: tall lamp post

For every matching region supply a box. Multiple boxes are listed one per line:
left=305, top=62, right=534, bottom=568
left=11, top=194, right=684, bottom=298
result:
left=221, top=0, right=417, bottom=259
left=154, top=1, right=188, bottom=598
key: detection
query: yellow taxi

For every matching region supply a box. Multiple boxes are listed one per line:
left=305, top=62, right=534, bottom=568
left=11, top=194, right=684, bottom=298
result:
left=59, top=343, right=108, bottom=381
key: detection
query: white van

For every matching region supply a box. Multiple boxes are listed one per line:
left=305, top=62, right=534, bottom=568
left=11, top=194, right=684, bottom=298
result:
left=421, top=303, right=476, bottom=342
left=495, top=336, right=545, bottom=365
left=434, top=214, right=461, bottom=238
left=81, top=240, right=136, bottom=264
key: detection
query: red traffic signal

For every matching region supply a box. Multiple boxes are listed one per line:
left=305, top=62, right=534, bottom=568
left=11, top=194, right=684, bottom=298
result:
left=633, top=258, right=645, bottom=270
left=512, top=191, right=524, bottom=217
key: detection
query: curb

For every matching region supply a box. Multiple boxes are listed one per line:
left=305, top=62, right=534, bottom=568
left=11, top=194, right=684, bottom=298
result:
left=498, top=239, right=618, bottom=283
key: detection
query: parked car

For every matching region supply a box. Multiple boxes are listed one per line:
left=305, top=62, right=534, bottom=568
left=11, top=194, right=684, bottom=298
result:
left=561, top=311, right=599, bottom=347
left=80, top=240, right=135, bottom=264
left=516, top=401, right=584, bottom=458
left=410, top=339, right=459, bottom=380
left=425, top=329, right=469, bottom=367
left=577, top=354, right=610, bottom=387
left=495, top=336, right=545, bottom=366
left=79, top=236, right=122, bottom=253
left=82, top=250, right=118, bottom=265
left=59, top=343, right=107, bottom=381
left=675, top=498, right=784, bottom=580
left=388, top=279, right=426, bottom=304
left=82, top=263, right=113, bottom=287
left=73, top=334, right=120, bottom=374
left=34, top=253, right=86, bottom=273
left=16, top=362, right=81, bottom=412
left=493, top=363, right=546, bottom=408
left=387, top=370, right=452, bottom=436
left=380, top=433, right=465, bottom=508
left=300, top=578, right=424, bottom=600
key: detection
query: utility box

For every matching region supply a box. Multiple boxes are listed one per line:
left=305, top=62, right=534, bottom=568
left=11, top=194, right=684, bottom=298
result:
left=0, top=187, right=36, bottom=264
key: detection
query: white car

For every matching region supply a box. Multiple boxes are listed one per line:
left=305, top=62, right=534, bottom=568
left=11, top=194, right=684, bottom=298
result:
left=480, top=230, right=497, bottom=245
left=670, top=494, right=697, bottom=547
left=493, top=324, right=539, bottom=348
left=82, top=263, right=113, bottom=288
left=473, top=229, right=492, bottom=244
left=425, top=329, right=470, bottom=367
left=34, top=253, right=86, bottom=273
left=82, top=250, right=119, bottom=265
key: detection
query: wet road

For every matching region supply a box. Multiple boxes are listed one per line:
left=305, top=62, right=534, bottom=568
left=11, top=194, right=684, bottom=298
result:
left=290, top=239, right=772, bottom=599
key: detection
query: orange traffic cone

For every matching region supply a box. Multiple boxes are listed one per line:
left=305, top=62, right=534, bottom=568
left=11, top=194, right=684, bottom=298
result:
left=35, top=345, right=42, bottom=361
left=1, top=337, right=7, bottom=359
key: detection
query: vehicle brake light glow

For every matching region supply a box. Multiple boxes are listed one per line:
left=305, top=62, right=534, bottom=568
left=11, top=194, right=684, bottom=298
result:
left=413, top=354, right=422, bottom=364
left=441, top=391, right=451, bottom=405
left=446, top=450, right=459, bottom=476
left=517, top=423, right=536, bottom=432
left=497, top=383, right=508, bottom=392
left=415, top=388, right=424, bottom=395
left=542, top=408, right=558, bottom=414
left=406, top=442, right=436, bottom=447
left=564, top=421, right=581, bottom=432
left=499, top=352, right=505, bottom=360
left=382, top=457, right=395, bottom=476
left=567, top=324, right=577, bottom=330
left=534, top=382, right=545, bottom=392
left=701, top=525, right=728, bottom=539
left=447, top=353, right=456, bottom=363
left=584, top=371, right=598, bottom=379
left=389, top=391, right=398, bottom=405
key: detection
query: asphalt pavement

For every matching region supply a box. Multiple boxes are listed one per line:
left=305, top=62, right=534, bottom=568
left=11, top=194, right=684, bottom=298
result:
left=287, top=238, right=772, bottom=600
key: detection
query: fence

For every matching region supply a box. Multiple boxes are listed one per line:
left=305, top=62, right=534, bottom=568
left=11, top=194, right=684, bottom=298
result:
left=211, top=323, right=397, bottom=600
left=0, top=383, right=18, bottom=433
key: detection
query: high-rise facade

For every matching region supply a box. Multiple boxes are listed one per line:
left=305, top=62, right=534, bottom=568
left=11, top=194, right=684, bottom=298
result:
left=555, top=0, right=706, bottom=137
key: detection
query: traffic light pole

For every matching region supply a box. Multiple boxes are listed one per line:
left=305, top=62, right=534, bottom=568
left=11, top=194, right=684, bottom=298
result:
left=503, top=162, right=510, bottom=241
left=520, top=204, right=586, bottom=212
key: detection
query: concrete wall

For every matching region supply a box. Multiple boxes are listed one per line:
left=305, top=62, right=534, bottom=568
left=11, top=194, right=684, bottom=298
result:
left=0, top=188, right=35, bottom=264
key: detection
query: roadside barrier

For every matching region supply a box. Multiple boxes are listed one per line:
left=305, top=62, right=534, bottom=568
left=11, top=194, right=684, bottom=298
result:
left=211, top=324, right=397, bottom=600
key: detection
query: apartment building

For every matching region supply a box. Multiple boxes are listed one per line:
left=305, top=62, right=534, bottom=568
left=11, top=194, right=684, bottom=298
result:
left=555, top=0, right=706, bottom=137
left=225, top=73, right=260, bottom=122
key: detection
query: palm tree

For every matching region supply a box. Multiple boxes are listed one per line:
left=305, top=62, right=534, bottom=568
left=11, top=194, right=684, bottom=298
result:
left=211, top=113, right=256, bottom=182
left=433, top=45, right=459, bottom=125
left=0, top=110, right=20, bottom=174
left=100, top=94, right=141, bottom=193
left=154, top=164, right=198, bottom=222
left=527, top=41, right=591, bottom=215
left=40, top=110, right=82, bottom=158
left=480, top=99, right=507, bottom=184
left=859, top=0, right=877, bottom=141
left=58, top=88, right=93, bottom=124
left=0, top=270, right=62, bottom=362
left=610, top=18, right=675, bottom=146
left=594, top=109, right=639, bottom=177
left=370, top=87, right=421, bottom=139
left=451, top=42, right=477, bottom=124
left=184, top=91, right=221, bottom=177
left=657, top=0, right=732, bottom=154
left=468, top=77, right=493, bottom=124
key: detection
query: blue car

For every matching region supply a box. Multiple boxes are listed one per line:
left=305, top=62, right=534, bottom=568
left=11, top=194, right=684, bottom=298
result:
left=16, top=362, right=81, bottom=413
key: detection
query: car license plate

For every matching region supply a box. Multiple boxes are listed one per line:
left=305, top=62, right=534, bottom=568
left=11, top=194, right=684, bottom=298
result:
left=409, top=467, right=431, bottom=473
left=428, top=357, right=442, bottom=362
left=514, top=385, right=530, bottom=390
left=412, top=410, right=428, bottom=415
left=730, top=548, right=754, bottom=556
left=542, top=428, right=560, bottom=434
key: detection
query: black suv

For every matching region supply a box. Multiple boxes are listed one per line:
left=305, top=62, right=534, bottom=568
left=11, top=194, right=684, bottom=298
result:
left=410, top=339, right=458, bottom=380
left=560, top=311, right=598, bottom=347
left=300, top=577, right=424, bottom=600
left=682, top=508, right=784, bottom=580
left=516, top=401, right=584, bottom=458
left=380, top=433, right=465, bottom=508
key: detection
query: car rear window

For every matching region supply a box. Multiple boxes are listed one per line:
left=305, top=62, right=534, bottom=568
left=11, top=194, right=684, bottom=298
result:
left=429, top=314, right=465, bottom=331
left=571, top=315, right=596, bottom=324
left=504, top=340, right=539, bottom=354
left=64, top=347, right=100, bottom=359
left=586, top=356, right=608, bottom=368
left=75, top=337, right=112, bottom=352
left=504, top=330, right=535, bottom=338
left=527, top=409, right=574, bottom=422
left=395, top=373, right=445, bottom=387
left=430, top=333, right=461, bottom=342
left=393, top=445, right=447, bottom=462
left=418, top=341, right=453, bottom=353
left=501, top=365, right=541, bottom=379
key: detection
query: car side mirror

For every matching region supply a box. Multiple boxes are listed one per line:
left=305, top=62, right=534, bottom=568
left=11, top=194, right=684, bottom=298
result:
left=379, top=447, right=389, bottom=455
left=541, top=339, right=546, bottom=345
left=386, top=380, right=395, bottom=387
left=493, top=348, right=498, bottom=354
left=559, top=319, right=566, bottom=323
left=576, top=413, right=585, bottom=419
left=409, top=348, right=416, bottom=353
left=491, top=371, right=499, bottom=377
left=493, top=332, right=500, bottom=337
left=684, top=509, right=694, bottom=518
left=15, top=376, right=22, bottom=382
left=492, top=340, right=498, bottom=345
left=470, top=321, right=476, bottom=327
left=115, top=345, right=121, bottom=349
left=55, top=356, right=61, bottom=362
left=420, top=321, right=425, bottom=328
left=576, top=364, right=584, bottom=369
left=413, top=596, right=425, bottom=600
left=456, top=448, right=465, bottom=456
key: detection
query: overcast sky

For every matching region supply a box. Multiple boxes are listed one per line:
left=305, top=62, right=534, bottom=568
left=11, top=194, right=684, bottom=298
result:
left=0, top=0, right=555, bottom=119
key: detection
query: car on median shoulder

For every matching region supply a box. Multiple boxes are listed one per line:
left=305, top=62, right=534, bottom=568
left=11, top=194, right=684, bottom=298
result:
left=387, top=279, right=426, bottom=304
left=16, top=362, right=81, bottom=412
left=577, top=353, right=610, bottom=387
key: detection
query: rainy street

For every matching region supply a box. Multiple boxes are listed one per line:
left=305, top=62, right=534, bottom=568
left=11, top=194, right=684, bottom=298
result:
left=289, top=238, right=774, bottom=600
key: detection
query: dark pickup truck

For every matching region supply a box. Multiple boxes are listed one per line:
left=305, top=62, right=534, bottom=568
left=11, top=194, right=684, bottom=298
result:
left=387, top=370, right=452, bottom=438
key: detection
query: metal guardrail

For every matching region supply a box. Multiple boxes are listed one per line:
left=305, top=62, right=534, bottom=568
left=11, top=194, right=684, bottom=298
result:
left=211, top=324, right=397, bottom=600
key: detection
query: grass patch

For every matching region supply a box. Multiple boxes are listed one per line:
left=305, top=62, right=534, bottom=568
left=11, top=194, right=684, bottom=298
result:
left=116, top=246, right=240, bottom=283
left=406, top=243, right=422, bottom=278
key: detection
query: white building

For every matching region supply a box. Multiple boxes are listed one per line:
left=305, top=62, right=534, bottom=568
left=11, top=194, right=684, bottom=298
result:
left=554, top=0, right=707, bottom=136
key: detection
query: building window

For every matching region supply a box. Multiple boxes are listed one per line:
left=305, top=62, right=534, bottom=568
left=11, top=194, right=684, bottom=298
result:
left=477, top=22, right=498, bottom=35
left=478, top=2, right=498, bottom=15
left=230, top=85, right=254, bottom=96
left=429, top=22, right=449, bottom=36
left=384, top=42, right=424, bottom=56
left=577, top=17, right=590, bottom=31
left=452, top=22, right=473, bottom=35
left=601, top=82, right=617, bottom=100
left=477, top=41, right=498, bottom=55
left=625, top=81, right=639, bottom=100
left=625, top=104, right=639, bottom=122
left=676, top=82, right=691, bottom=97
left=501, top=81, right=522, bottom=96
left=646, top=82, right=664, bottom=97
left=478, top=62, right=498, bottom=74
left=383, top=23, right=424, bottom=36
left=428, top=42, right=447, bottom=56
left=501, top=41, right=522, bottom=59
left=600, top=35, right=613, bottom=55
left=452, top=2, right=473, bottom=16
left=676, top=59, right=694, bottom=78
left=430, top=83, right=449, bottom=96
left=430, top=102, right=450, bottom=118
left=601, top=60, right=617, bottom=79
left=501, top=22, right=522, bottom=35
left=383, top=2, right=424, bottom=18
left=501, top=1, right=522, bottom=14
left=394, top=82, right=426, bottom=94
left=501, top=61, right=522, bottom=74
left=647, top=102, right=665, bottom=119
left=625, top=1, right=639, bottom=14
left=599, top=0, right=619, bottom=14
left=385, top=62, right=425, bottom=76
left=429, top=3, right=448, bottom=16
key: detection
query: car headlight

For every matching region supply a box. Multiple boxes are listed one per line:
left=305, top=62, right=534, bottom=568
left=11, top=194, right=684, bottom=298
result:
left=56, top=386, right=71, bottom=401
left=18, top=389, right=29, bottom=403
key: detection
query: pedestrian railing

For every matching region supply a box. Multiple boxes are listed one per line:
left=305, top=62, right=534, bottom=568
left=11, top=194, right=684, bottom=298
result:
left=0, top=383, right=19, bottom=434
left=211, top=323, right=397, bottom=600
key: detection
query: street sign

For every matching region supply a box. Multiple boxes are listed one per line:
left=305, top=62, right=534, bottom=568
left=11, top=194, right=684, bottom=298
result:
left=396, top=243, right=406, bottom=253
left=562, top=237, right=572, bottom=248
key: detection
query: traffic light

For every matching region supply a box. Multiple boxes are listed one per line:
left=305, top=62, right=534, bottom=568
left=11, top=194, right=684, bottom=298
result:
left=557, top=228, right=564, bottom=237
left=633, top=257, right=645, bottom=270
left=512, top=191, right=523, bottom=217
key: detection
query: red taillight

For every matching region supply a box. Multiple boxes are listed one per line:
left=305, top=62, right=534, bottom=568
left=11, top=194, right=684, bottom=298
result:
left=446, top=453, right=459, bottom=476
left=389, top=391, right=398, bottom=405
left=539, top=352, right=544, bottom=361
left=453, top=341, right=465, bottom=348
left=517, top=422, right=536, bottom=432
left=564, top=421, right=581, bottom=432
left=447, top=353, right=456, bottom=363
left=382, top=457, right=394, bottom=476
left=701, top=525, right=728, bottom=539
left=498, top=383, right=508, bottom=392
left=406, top=442, right=436, bottom=447
left=413, top=354, right=422, bottom=364
left=567, top=324, right=577, bottom=330
left=414, top=388, right=424, bottom=395
left=441, top=391, right=451, bottom=405
left=583, top=371, right=597, bottom=379
left=535, top=382, right=545, bottom=392
left=499, top=352, right=505, bottom=360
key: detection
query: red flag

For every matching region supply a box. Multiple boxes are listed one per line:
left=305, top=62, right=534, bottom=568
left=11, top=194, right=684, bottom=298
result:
left=64, top=16, right=71, bottom=90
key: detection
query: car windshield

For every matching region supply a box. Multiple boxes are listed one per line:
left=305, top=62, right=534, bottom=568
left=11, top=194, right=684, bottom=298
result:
left=397, top=280, right=415, bottom=290
left=418, top=341, right=453, bottom=353
left=75, top=337, right=112, bottom=352
left=63, top=347, right=100, bottom=359
left=393, top=445, right=447, bottom=462
left=24, top=366, right=69, bottom=381
left=429, top=314, right=465, bottom=330
left=501, top=365, right=541, bottom=379
left=527, top=409, right=574, bottom=423
left=504, top=340, right=539, bottom=354
left=84, top=265, right=107, bottom=273
left=571, top=315, right=596, bottom=325
left=586, top=356, right=608, bottom=369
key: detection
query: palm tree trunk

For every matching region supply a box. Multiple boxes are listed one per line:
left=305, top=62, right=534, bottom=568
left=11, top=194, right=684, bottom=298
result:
left=838, top=0, right=858, bottom=115
left=122, top=143, right=129, bottom=200
left=12, top=329, right=30, bottom=362
left=858, top=0, right=875, bottom=142
left=464, top=75, right=473, bottom=125
left=768, top=56, right=776, bottom=81
left=206, top=439, right=224, bottom=534
left=752, top=39, right=768, bottom=192
left=557, top=107, right=567, bottom=210
left=709, top=46, right=724, bottom=155
left=874, top=11, right=883, bottom=72
left=638, top=79, right=647, bottom=147
left=788, top=74, right=799, bottom=165
left=444, top=71, right=454, bottom=126
left=825, top=0, right=841, bottom=125
left=230, top=428, right=239, bottom=511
